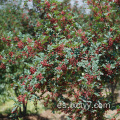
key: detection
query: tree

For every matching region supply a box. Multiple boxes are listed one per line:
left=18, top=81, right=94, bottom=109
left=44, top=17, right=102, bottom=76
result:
left=0, top=0, right=120, bottom=119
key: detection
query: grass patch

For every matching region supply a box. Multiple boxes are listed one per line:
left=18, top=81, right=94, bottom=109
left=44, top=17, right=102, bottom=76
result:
left=0, top=99, right=45, bottom=116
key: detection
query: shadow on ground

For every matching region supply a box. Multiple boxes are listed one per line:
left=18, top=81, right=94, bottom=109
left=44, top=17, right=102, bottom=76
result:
left=0, top=113, right=49, bottom=120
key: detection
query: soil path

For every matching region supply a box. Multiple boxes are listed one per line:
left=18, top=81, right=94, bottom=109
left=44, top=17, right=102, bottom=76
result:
left=28, top=90, right=120, bottom=120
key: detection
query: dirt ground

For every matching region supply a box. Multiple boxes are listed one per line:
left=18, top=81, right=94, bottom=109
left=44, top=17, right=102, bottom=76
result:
left=0, top=90, right=120, bottom=120
left=25, top=90, right=120, bottom=120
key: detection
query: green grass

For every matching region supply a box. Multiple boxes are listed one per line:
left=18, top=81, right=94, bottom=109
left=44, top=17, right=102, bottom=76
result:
left=0, top=100, right=14, bottom=115
left=0, top=99, right=45, bottom=116
left=0, top=86, right=45, bottom=116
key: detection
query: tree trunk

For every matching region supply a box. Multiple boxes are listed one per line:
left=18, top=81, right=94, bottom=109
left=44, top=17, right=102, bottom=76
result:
left=22, top=103, right=27, bottom=116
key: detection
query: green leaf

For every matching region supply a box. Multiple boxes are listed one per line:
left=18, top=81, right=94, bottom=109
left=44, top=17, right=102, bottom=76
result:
left=94, top=93, right=100, bottom=96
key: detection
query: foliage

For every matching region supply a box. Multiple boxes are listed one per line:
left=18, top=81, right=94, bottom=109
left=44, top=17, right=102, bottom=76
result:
left=0, top=0, right=120, bottom=119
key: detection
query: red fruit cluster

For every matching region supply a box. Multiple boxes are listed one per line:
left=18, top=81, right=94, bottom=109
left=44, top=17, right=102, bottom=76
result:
left=105, top=64, right=113, bottom=75
left=61, top=64, right=67, bottom=72
left=0, top=63, right=6, bottom=69
left=17, top=94, right=27, bottom=104
left=28, top=75, right=32, bottom=80
left=34, top=83, right=41, bottom=89
left=14, top=36, right=19, bottom=41
left=0, top=55, right=3, bottom=60
left=54, top=44, right=64, bottom=53
left=34, top=40, right=43, bottom=52
left=36, top=73, right=44, bottom=81
left=114, top=0, right=120, bottom=6
left=30, top=67, right=36, bottom=74
left=84, top=74, right=95, bottom=85
left=41, top=59, right=51, bottom=67
left=9, top=51, right=14, bottom=57
left=37, top=21, right=41, bottom=27
left=1, top=37, right=11, bottom=46
left=45, top=1, right=50, bottom=8
left=108, top=38, right=113, bottom=46
left=17, top=41, right=24, bottom=49
left=69, top=57, right=78, bottom=67
left=61, top=11, right=65, bottom=15
left=27, top=84, right=33, bottom=93
left=56, top=66, right=61, bottom=71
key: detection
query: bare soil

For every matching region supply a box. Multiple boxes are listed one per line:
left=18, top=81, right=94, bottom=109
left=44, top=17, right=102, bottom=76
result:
left=0, top=90, right=120, bottom=120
